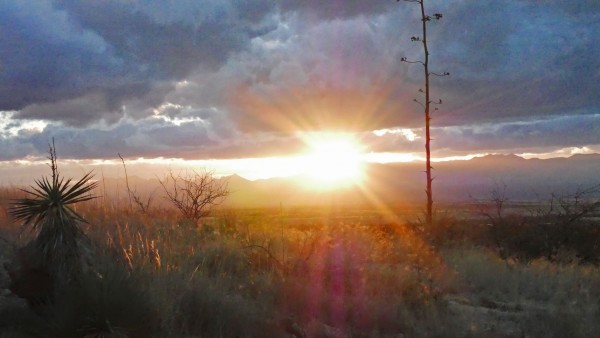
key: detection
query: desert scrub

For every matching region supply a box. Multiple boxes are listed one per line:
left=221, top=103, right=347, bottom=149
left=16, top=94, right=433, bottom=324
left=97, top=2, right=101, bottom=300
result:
left=9, top=143, right=97, bottom=286
left=0, top=251, right=158, bottom=338
left=166, top=276, right=277, bottom=337
left=39, top=256, right=158, bottom=338
left=446, top=247, right=600, bottom=302
left=269, top=221, right=458, bottom=337
left=445, top=246, right=600, bottom=337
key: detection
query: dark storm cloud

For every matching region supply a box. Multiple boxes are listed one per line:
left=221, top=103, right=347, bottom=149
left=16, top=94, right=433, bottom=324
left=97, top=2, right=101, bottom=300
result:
left=0, top=1, right=119, bottom=110
left=278, top=0, right=394, bottom=19
left=432, top=113, right=600, bottom=153
left=226, top=13, right=416, bottom=132
left=227, top=0, right=600, bottom=132
left=0, top=121, right=208, bottom=161
left=432, top=0, right=600, bottom=125
left=1, top=0, right=599, bottom=160
left=17, top=85, right=157, bottom=126
left=0, top=0, right=276, bottom=126
left=51, top=0, right=269, bottom=77
left=359, top=113, right=600, bottom=156
left=0, top=106, right=300, bottom=161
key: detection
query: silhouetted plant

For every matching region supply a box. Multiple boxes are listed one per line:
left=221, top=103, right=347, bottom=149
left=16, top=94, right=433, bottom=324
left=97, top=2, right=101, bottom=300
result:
left=36, top=254, right=158, bottom=338
left=158, top=169, right=229, bottom=226
left=472, top=182, right=515, bottom=261
left=3, top=252, right=158, bottom=338
left=534, top=185, right=600, bottom=230
left=9, top=140, right=97, bottom=284
left=118, top=153, right=156, bottom=215
left=528, top=185, right=600, bottom=261
left=472, top=183, right=600, bottom=263
left=399, top=0, right=449, bottom=226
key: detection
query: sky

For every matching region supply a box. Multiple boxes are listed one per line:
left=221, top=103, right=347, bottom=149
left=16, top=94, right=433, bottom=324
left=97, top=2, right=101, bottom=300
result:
left=0, top=0, right=599, bottom=180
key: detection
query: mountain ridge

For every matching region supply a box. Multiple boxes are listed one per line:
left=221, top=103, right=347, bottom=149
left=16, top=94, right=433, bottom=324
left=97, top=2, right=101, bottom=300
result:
left=219, top=153, right=600, bottom=207
left=11, top=153, right=597, bottom=209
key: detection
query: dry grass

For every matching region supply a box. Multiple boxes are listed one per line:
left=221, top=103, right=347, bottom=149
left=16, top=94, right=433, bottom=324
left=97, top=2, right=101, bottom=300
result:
left=1, top=186, right=599, bottom=337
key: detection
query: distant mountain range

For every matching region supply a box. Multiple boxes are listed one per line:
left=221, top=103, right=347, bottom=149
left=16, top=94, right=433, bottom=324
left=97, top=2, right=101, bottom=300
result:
left=102, top=154, right=600, bottom=209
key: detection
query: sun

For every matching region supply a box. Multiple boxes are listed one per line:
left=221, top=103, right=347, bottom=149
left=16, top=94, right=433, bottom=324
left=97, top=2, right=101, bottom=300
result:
left=299, top=133, right=365, bottom=186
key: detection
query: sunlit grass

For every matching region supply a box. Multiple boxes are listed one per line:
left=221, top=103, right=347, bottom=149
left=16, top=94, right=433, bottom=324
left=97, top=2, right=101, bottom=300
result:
left=1, top=184, right=599, bottom=337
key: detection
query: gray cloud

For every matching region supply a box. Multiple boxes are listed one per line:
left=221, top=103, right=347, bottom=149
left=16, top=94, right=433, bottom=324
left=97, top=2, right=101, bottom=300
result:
left=224, top=13, right=418, bottom=132
left=3, top=112, right=597, bottom=162
left=432, top=1, right=600, bottom=125
left=356, top=113, right=600, bottom=156
left=1, top=0, right=599, bottom=161
left=431, top=113, right=600, bottom=153
left=278, top=0, right=394, bottom=20
left=0, top=107, right=303, bottom=161
left=220, top=0, right=600, bottom=132
left=1, top=0, right=276, bottom=126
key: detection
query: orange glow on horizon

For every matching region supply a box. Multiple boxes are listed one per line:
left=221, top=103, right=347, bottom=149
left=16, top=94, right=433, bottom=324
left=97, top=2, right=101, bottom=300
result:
left=5, top=148, right=596, bottom=186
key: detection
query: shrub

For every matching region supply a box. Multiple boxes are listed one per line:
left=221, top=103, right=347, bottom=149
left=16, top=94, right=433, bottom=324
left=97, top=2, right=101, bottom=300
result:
left=9, top=143, right=97, bottom=285
left=169, top=277, right=276, bottom=337
left=36, top=256, right=158, bottom=338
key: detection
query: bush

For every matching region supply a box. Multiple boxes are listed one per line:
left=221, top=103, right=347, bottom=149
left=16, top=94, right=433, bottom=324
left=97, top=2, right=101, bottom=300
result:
left=169, top=277, right=276, bottom=337
left=36, top=256, right=156, bottom=338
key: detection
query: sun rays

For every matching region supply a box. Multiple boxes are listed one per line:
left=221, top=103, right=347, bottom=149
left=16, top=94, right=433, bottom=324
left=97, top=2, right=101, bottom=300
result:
left=298, top=132, right=366, bottom=188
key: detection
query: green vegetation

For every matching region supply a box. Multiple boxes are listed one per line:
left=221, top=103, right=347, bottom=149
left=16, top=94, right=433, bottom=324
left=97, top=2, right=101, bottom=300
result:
left=0, top=155, right=599, bottom=337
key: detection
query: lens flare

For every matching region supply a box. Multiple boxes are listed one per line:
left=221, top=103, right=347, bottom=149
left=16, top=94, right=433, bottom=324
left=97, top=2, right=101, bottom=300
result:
left=299, top=132, right=365, bottom=187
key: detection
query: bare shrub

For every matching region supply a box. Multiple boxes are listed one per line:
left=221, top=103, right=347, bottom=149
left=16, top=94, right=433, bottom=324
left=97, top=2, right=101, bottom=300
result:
left=472, top=183, right=600, bottom=262
left=158, top=169, right=229, bottom=226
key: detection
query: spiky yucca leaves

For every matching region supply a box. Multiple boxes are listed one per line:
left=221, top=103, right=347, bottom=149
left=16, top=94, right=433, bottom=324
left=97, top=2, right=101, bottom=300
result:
left=10, top=170, right=97, bottom=283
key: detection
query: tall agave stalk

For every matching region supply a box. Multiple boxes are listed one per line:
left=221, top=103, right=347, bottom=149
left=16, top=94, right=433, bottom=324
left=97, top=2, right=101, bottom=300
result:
left=10, top=143, right=97, bottom=283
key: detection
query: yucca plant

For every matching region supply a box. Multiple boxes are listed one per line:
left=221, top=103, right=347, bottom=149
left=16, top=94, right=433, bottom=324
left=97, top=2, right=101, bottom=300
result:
left=10, top=142, right=97, bottom=284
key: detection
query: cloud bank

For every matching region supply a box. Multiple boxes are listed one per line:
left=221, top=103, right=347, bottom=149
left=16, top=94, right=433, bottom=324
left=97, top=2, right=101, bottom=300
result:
left=1, top=0, right=598, bottom=160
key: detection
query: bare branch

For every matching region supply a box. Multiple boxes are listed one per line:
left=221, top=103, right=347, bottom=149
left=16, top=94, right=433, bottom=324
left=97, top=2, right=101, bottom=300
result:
left=413, top=98, right=425, bottom=109
left=130, top=187, right=156, bottom=215
left=159, top=169, right=229, bottom=226
left=400, top=57, right=425, bottom=66
left=118, top=153, right=133, bottom=211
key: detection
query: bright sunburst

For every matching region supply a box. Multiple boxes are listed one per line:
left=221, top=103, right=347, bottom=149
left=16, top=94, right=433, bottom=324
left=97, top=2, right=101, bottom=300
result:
left=299, top=133, right=365, bottom=186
